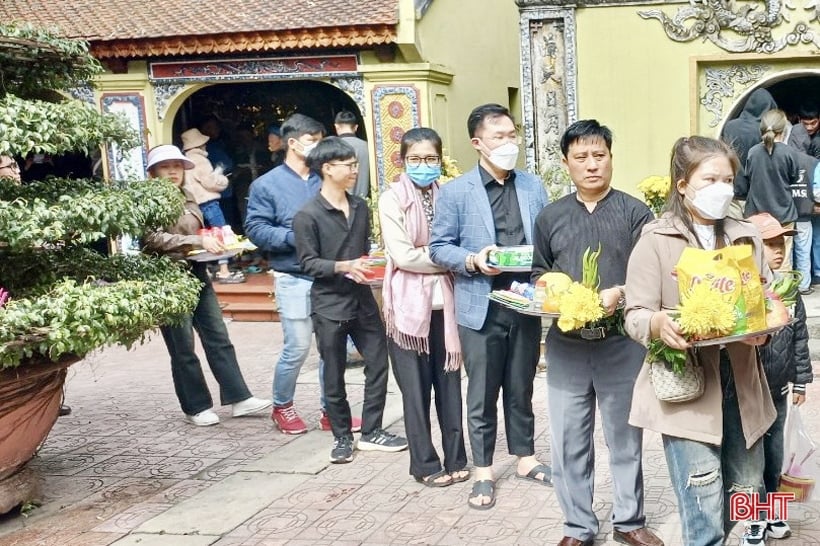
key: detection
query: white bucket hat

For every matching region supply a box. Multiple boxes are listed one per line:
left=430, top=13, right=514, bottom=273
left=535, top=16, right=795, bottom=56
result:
left=180, top=128, right=210, bottom=151
left=146, top=145, right=195, bottom=171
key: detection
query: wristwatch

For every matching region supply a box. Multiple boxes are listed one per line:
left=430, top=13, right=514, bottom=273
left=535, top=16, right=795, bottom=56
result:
left=616, top=287, right=627, bottom=310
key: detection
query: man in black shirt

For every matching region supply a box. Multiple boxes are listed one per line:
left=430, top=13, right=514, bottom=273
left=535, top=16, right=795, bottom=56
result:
left=294, top=137, right=407, bottom=464
left=531, top=120, right=662, bottom=546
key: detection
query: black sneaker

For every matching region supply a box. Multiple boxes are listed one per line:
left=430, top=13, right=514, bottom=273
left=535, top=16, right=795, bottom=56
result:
left=357, top=429, right=408, bottom=452
left=329, top=435, right=354, bottom=464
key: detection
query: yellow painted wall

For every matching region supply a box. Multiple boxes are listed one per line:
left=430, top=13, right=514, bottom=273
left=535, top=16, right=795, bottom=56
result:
left=575, top=5, right=819, bottom=196
left=575, top=6, right=722, bottom=195
left=414, top=0, right=523, bottom=170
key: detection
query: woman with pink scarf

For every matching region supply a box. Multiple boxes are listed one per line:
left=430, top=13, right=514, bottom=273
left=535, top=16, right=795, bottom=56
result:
left=379, top=128, right=468, bottom=487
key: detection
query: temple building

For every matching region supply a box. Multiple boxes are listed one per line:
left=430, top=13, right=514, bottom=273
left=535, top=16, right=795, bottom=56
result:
left=517, top=0, right=820, bottom=192
left=0, top=0, right=522, bottom=191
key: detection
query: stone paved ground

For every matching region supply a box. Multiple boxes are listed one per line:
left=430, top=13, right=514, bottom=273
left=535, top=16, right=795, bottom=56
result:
left=0, top=320, right=819, bottom=545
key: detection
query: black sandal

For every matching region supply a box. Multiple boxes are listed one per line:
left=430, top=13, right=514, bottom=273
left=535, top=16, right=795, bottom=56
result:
left=468, top=479, right=496, bottom=510
left=414, top=469, right=452, bottom=488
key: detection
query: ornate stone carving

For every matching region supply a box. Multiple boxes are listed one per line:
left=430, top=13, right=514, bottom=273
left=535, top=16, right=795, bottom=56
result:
left=152, top=82, right=186, bottom=121
left=639, top=0, right=820, bottom=53
left=518, top=7, right=577, bottom=181
left=371, top=86, right=421, bottom=191
left=67, top=84, right=95, bottom=105
left=415, top=0, right=434, bottom=16
left=330, top=76, right=366, bottom=117
left=700, top=64, right=770, bottom=127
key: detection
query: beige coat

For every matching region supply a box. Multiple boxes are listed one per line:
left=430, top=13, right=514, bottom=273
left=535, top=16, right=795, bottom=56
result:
left=624, top=214, right=776, bottom=448
left=142, top=187, right=206, bottom=260
left=183, top=148, right=229, bottom=204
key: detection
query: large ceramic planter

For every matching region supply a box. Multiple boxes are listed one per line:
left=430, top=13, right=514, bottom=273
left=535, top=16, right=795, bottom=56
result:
left=0, top=355, right=76, bottom=514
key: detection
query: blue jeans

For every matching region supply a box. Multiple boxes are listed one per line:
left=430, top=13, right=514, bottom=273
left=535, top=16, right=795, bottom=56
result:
left=763, top=395, right=788, bottom=495
left=793, top=220, right=813, bottom=291
left=159, top=263, right=252, bottom=415
left=200, top=199, right=227, bottom=228
left=273, top=273, right=325, bottom=408
left=812, top=216, right=820, bottom=281
left=662, top=354, right=765, bottom=545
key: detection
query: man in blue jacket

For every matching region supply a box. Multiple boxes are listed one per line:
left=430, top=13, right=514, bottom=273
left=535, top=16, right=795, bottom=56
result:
left=430, top=103, right=550, bottom=510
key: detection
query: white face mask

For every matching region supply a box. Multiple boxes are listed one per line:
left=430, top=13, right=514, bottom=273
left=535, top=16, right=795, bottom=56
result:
left=300, top=141, right=318, bottom=157
left=483, top=141, right=519, bottom=171
left=689, top=182, right=734, bottom=220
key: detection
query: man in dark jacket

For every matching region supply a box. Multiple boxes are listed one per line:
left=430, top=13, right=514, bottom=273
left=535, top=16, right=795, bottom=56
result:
left=749, top=213, right=812, bottom=540
left=798, top=104, right=820, bottom=159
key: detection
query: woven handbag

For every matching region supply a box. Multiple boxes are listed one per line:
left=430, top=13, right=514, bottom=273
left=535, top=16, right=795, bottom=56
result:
left=648, top=350, right=704, bottom=403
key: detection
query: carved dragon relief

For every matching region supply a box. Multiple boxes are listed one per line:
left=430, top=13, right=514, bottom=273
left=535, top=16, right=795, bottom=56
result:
left=639, top=0, right=820, bottom=53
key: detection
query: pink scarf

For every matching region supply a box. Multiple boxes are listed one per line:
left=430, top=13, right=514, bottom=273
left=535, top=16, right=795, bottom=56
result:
left=382, top=173, right=462, bottom=371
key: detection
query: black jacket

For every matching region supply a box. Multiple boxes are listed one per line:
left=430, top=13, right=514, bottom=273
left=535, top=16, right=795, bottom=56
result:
left=741, top=142, right=800, bottom=223
left=759, top=295, right=812, bottom=399
left=721, top=89, right=779, bottom=196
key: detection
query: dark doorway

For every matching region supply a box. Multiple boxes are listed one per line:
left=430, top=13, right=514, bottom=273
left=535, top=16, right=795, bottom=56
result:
left=725, top=74, right=820, bottom=122
left=173, top=80, right=365, bottom=140
left=171, top=79, right=366, bottom=234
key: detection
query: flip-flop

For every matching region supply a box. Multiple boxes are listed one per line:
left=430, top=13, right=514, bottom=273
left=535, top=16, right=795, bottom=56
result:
left=468, top=479, right=496, bottom=510
left=515, top=463, right=553, bottom=486
left=449, top=468, right=470, bottom=483
left=414, top=469, right=452, bottom=488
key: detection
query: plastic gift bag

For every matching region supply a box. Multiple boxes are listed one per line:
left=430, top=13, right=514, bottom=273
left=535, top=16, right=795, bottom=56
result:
left=676, top=245, right=766, bottom=335
left=779, top=404, right=818, bottom=502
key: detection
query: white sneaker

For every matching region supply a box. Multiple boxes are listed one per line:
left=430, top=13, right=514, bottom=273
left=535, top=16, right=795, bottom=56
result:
left=231, top=396, right=272, bottom=417
left=185, top=409, right=220, bottom=426
left=766, top=519, right=791, bottom=539
left=740, top=521, right=766, bottom=545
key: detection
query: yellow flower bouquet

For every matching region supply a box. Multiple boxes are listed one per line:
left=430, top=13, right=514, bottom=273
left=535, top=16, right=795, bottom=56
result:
left=555, top=244, right=608, bottom=332
left=648, top=281, right=737, bottom=374
left=439, top=150, right=463, bottom=184
left=637, top=175, right=671, bottom=216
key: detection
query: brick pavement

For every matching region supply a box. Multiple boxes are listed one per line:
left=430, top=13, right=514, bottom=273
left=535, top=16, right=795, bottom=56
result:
left=0, top=321, right=819, bottom=545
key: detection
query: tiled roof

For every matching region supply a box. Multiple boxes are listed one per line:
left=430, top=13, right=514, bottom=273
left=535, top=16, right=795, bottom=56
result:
left=0, top=0, right=399, bottom=58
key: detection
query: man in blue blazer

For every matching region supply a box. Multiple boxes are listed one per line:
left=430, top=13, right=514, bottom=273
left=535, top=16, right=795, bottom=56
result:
left=430, top=104, right=551, bottom=510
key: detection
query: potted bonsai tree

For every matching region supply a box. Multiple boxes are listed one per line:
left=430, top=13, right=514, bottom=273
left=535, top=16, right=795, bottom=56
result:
left=0, top=23, right=201, bottom=513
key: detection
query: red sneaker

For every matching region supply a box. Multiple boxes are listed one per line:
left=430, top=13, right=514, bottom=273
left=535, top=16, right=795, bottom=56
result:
left=319, top=410, right=362, bottom=433
left=271, top=402, right=307, bottom=435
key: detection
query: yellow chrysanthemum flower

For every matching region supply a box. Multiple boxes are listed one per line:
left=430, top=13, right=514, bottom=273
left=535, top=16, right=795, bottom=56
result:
left=438, top=152, right=463, bottom=184
left=637, top=175, right=671, bottom=215
left=557, top=283, right=604, bottom=332
left=678, top=282, right=736, bottom=339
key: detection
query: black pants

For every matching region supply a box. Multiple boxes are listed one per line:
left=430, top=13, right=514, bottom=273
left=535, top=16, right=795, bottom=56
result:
left=312, top=311, right=389, bottom=438
left=389, top=311, right=467, bottom=478
left=458, top=302, right=540, bottom=467
left=159, top=263, right=252, bottom=415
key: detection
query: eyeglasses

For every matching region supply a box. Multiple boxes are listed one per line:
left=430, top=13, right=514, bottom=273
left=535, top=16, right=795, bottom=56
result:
left=405, top=156, right=441, bottom=168
left=329, top=161, right=359, bottom=170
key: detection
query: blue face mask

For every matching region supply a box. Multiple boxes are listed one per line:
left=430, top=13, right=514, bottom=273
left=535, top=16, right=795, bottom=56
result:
left=405, top=164, right=441, bottom=187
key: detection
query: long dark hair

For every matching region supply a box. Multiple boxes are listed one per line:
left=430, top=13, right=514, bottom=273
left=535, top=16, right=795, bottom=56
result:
left=664, top=136, right=739, bottom=248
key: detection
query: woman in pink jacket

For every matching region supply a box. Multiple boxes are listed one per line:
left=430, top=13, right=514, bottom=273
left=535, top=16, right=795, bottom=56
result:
left=624, top=136, right=775, bottom=546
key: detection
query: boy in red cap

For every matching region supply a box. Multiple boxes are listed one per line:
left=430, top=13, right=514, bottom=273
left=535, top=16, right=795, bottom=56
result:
left=748, top=212, right=813, bottom=539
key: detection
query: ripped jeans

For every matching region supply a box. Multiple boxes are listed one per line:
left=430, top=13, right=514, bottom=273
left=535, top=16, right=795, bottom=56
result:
left=662, top=352, right=765, bottom=545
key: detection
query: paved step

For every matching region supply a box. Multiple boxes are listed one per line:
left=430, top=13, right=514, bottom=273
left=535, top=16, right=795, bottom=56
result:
left=213, top=273, right=277, bottom=322
left=221, top=302, right=279, bottom=322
